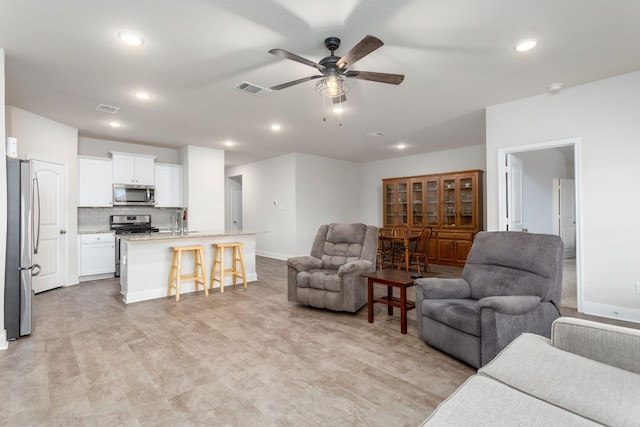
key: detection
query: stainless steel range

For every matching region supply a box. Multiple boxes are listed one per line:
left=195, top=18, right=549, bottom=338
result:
left=110, top=215, right=159, bottom=277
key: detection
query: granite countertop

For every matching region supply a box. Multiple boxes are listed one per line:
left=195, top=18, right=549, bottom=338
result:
left=118, top=230, right=263, bottom=242
left=78, top=229, right=113, bottom=235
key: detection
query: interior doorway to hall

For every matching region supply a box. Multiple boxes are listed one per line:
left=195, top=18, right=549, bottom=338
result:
left=499, top=138, right=581, bottom=311
left=226, top=175, right=243, bottom=231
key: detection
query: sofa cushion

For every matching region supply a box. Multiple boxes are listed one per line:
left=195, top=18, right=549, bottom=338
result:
left=422, top=375, right=597, bottom=426
left=321, top=223, right=367, bottom=269
left=479, top=333, right=640, bottom=427
left=421, top=299, right=480, bottom=336
left=295, top=269, right=343, bottom=292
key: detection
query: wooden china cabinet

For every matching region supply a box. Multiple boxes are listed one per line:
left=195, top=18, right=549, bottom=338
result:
left=382, top=170, right=483, bottom=267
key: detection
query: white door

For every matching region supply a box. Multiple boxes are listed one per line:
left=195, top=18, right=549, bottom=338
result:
left=231, top=188, right=242, bottom=231
left=553, top=178, right=577, bottom=258
left=32, top=160, right=67, bottom=293
left=505, top=154, right=525, bottom=231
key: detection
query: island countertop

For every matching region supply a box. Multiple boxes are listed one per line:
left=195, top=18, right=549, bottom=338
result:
left=118, top=229, right=263, bottom=242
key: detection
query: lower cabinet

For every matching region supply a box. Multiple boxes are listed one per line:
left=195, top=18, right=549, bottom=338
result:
left=436, top=232, right=474, bottom=265
left=383, top=229, right=476, bottom=267
left=79, top=233, right=115, bottom=276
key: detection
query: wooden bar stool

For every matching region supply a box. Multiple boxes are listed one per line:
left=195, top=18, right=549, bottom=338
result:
left=167, top=245, right=208, bottom=301
left=210, top=242, right=247, bottom=293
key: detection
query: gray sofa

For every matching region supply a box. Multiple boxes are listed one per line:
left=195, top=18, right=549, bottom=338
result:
left=287, top=223, right=378, bottom=312
left=415, top=231, right=564, bottom=368
left=422, top=317, right=640, bottom=426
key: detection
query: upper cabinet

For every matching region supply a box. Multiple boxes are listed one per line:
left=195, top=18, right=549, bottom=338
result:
left=78, top=156, right=113, bottom=207
left=155, top=163, right=183, bottom=207
left=111, top=152, right=156, bottom=185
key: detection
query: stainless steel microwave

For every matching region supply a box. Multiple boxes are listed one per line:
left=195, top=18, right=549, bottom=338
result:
left=113, top=184, right=155, bottom=206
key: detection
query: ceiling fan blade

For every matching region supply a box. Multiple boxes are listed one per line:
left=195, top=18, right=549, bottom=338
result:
left=345, top=70, right=405, bottom=85
left=269, top=48, right=325, bottom=72
left=336, top=35, right=384, bottom=69
left=332, top=95, right=347, bottom=104
left=270, top=75, right=322, bottom=91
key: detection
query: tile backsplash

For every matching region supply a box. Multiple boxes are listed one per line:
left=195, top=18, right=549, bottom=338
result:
left=78, top=207, right=183, bottom=230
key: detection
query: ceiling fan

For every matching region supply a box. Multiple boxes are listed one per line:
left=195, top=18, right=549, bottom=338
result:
left=269, top=35, right=404, bottom=103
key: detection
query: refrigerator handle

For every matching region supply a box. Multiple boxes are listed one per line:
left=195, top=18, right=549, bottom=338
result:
left=33, top=176, right=41, bottom=254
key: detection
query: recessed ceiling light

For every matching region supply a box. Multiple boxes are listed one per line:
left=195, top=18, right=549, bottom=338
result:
left=224, top=140, right=235, bottom=147
left=108, top=121, right=121, bottom=128
left=117, top=31, right=145, bottom=47
left=332, top=106, right=346, bottom=114
left=397, top=143, right=406, bottom=150
left=547, top=82, right=563, bottom=93
left=133, top=91, right=151, bottom=100
left=271, top=123, right=281, bottom=131
left=515, top=39, right=537, bottom=52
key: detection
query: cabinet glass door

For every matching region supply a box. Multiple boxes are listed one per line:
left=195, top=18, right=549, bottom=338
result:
left=426, top=179, right=439, bottom=226
left=458, top=176, right=475, bottom=228
left=384, top=183, right=397, bottom=226
left=411, top=180, right=424, bottom=226
left=397, top=182, right=409, bottom=225
left=443, top=178, right=456, bottom=226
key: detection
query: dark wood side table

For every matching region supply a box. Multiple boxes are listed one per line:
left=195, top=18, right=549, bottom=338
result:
left=361, top=269, right=417, bottom=334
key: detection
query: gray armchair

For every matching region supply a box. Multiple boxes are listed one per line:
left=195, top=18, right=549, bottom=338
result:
left=287, top=223, right=378, bottom=312
left=415, top=231, right=563, bottom=368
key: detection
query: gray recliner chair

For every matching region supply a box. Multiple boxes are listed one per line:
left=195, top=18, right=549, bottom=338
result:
left=287, top=223, right=378, bottom=312
left=415, top=231, right=564, bottom=368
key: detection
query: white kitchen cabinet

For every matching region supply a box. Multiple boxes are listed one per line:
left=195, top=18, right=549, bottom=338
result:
left=79, top=233, right=115, bottom=276
left=78, top=156, right=113, bottom=207
left=155, top=163, right=183, bottom=207
left=111, top=152, right=156, bottom=185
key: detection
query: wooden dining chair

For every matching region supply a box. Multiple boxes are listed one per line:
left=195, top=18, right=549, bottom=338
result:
left=390, top=224, right=412, bottom=268
left=377, top=229, right=394, bottom=270
left=407, top=226, right=433, bottom=273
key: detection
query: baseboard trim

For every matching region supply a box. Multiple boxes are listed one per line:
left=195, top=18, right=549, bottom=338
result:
left=581, top=301, right=640, bottom=324
left=256, top=250, right=289, bottom=261
left=123, top=273, right=258, bottom=304
left=78, top=273, right=115, bottom=283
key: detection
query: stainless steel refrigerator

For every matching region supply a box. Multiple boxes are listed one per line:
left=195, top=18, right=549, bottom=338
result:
left=4, top=158, right=40, bottom=340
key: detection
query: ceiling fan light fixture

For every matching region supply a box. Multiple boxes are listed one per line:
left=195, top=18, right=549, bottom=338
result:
left=315, top=70, right=349, bottom=98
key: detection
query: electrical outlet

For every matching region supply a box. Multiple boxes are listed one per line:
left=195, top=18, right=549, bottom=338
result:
left=636, top=281, right=640, bottom=295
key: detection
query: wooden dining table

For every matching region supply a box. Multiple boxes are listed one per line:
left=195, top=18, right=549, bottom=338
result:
left=379, top=232, right=420, bottom=271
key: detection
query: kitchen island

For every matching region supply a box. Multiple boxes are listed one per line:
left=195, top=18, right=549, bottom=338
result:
left=119, top=230, right=261, bottom=304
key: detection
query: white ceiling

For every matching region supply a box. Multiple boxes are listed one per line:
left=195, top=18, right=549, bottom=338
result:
left=2, top=1, right=640, bottom=167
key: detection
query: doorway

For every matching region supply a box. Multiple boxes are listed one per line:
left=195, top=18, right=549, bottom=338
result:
left=226, top=175, right=243, bottom=231
left=498, top=138, right=582, bottom=311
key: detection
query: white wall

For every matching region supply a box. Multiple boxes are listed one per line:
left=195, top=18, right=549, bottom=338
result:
left=518, top=149, right=570, bottom=234
left=486, top=70, right=640, bottom=322
left=359, top=145, right=487, bottom=227
left=79, top=137, right=178, bottom=163
left=5, top=106, right=79, bottom=285
left=178, top=145, right=224, bottom=231
left=295, top=153, right=361, bottom=254
left=1, top=48, right=7, bottom=349
left=226, top=146, right=486, bottom=259
left=226, top=154, right=297, bottom=259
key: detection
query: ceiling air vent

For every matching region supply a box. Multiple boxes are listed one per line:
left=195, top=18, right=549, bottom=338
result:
left=365, top=131, right=385, bottom=137
left=96, top=104, right=120, bottom=114
left=234, top=81, right=271, bottom=97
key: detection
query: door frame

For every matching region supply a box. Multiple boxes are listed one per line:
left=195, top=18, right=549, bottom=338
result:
left=497, top=137, right=583, bottom=311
